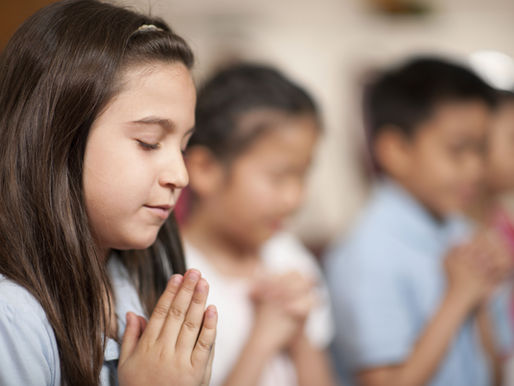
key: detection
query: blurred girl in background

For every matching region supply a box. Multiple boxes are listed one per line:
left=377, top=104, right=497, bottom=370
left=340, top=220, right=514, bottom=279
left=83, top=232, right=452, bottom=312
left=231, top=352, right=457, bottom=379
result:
left=177, top=63, right=337, bottom=386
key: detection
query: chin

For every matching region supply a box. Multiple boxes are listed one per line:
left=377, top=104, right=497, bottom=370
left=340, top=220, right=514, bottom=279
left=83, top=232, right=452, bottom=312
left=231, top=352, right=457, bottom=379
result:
left=136, top=236, right=159, bottom=250
left=118, top=233, right=159, bottom=251
left=439, top=202, right=465, bottom=216
left=256, top=229, right=276, bottom=245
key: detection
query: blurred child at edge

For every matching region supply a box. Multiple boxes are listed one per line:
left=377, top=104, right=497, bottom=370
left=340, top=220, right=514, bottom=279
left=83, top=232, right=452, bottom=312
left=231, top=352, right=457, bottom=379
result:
left=325, top=57, right=510, bottom=386
left=177, top=64, right=338, bottom=386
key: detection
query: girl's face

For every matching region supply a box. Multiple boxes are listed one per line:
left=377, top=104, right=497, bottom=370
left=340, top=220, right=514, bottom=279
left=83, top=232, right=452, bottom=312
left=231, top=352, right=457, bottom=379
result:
left=83, top=62, right=196, bottom=253
left=486, top=101, right=514, bottom=193
left=201, top=115, right=319, bottom=248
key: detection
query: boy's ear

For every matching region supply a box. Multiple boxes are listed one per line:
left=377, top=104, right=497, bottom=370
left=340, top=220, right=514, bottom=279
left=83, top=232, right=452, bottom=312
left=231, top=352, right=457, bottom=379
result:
left=184, top=147, right=224, bottom=197
left=374, top=127, right=413, bottom=179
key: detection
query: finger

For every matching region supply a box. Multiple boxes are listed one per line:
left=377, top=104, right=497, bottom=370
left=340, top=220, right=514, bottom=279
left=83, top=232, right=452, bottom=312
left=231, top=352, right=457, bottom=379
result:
left=285, top=292, right=317, bottom=318
left=137, top=315, right=148, bottom=333
left=191, top=305, right=217, bottom=369
left=159, top=269, right=201, bottom=343
left=489, top=233, right=512, bottom=269
left=200, top=342, right=216, bottom=386
left=249, top=278, right=267, bottom=298
left=144, top=274, right=183, bottom=342
left=281, top=274, right=314, bottom=298
left=475, top=234, right=503, bottom=274
left=467, top=233, right=485, bottom=258
left=176, top=278, right=209, bottom=352
left=250, top=275, right=277, bottom=300
left=266, top=276, right=312, bottom=308
left=120, top=312, right=143, bottom=363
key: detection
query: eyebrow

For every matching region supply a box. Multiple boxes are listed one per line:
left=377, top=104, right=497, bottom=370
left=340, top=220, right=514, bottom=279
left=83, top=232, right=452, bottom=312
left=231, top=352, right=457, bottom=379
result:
left=131, top=116, right=176, bottom=131
left=130, top=116, right=195, bottom=137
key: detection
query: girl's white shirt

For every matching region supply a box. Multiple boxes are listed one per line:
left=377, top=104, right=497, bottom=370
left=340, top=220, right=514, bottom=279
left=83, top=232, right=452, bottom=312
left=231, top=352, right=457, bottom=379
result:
left=184, top=231, right=335, bottom=386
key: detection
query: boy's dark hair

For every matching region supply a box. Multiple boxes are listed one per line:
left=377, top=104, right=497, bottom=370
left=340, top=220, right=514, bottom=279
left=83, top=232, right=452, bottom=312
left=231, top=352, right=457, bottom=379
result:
left=496, top=89, right=514, bottom=106
left=364, top=57, right=496, bottom=143
left=189, top=63, right=319, bottom=162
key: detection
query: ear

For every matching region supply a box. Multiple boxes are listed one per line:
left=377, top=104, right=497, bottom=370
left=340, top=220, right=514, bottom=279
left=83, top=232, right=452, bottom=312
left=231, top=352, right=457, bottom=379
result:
left=184, top=146, right=225, bottom=198
left=373, top=126, right=414, bottom=179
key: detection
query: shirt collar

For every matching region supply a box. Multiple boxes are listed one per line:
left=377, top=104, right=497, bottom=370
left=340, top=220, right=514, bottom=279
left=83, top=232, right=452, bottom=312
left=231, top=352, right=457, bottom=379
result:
left=374, top=179, right=470, bottom=252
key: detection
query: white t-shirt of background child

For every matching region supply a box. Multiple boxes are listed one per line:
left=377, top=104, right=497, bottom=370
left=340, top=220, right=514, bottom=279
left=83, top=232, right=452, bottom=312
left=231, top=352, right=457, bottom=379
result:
left=184, top=231, right=335, bottom=386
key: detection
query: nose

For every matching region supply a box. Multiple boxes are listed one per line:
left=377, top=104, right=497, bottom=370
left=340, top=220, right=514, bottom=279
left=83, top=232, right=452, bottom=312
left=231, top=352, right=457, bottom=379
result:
left=159, top=152, right=189, bottom=191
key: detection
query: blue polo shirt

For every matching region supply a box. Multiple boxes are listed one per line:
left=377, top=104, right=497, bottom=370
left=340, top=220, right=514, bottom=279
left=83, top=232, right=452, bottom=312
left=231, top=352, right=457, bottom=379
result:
left=325, top=181, right=491, bottom=386
left=0, top=256, right=145, bottom=385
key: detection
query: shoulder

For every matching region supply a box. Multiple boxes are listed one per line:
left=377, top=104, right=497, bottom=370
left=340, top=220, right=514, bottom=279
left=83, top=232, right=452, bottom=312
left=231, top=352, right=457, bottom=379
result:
left=323, top=197, right=414, bottom=300
left=0, top=275, right=60, bottom=385
left=0, top=275, right=50, bottom=322
left=324, top=184, right=422, bottom=275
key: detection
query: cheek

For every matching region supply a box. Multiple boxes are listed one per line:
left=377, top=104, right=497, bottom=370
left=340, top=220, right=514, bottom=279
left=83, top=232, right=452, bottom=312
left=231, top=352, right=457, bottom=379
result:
left=83, top=138, right=154, bottom=236
left=489, top=144, right=514, bottom=186
left=497, top=139, right=514, bottom=171
left=85, top=138, right=152, bottom=198
left=413, top=145, right=465, bottom=207
left=412, top=144, right=453, bottom=184
left=221, top=175, right=273, bottom=226
left=242, top=174, right=278, bottom=213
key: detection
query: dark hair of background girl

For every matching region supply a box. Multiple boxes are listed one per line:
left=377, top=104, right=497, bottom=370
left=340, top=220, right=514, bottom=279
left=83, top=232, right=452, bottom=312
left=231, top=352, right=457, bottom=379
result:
left=0, top=0, right=191, bottom=384
left=174, top=63, right=320, bottom=222
left=188, top=63, right=320, bottom=163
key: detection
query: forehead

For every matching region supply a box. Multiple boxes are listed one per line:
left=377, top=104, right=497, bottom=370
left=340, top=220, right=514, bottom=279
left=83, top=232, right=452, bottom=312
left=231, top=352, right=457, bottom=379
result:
left=418, top=99, right=491, bottom=139
left=495, top=99, right=514, bottom=119
left=234, top=115, right=319, bottom=163
left=121, top=61, right=195, bottom=102
left=491, top=101, right=514, bottom=133
left=99, top=61, right=196, bottom=126
left=120, top=61, right=192, bottom=86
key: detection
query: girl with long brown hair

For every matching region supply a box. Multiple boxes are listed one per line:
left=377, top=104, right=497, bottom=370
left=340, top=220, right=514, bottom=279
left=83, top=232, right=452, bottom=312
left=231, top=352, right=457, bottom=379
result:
left=0, top=0, right=217, bottom=385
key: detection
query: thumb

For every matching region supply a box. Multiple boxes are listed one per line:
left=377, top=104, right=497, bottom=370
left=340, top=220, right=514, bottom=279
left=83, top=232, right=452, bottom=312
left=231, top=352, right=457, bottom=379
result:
left=136, top=315, right=148, bottom=333
left=120, top=312, right=142, bottom=363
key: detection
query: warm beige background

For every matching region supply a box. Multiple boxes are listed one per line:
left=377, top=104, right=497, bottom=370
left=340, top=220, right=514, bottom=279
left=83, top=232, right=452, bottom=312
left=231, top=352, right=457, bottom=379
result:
left=3, top=0, right=514, bottom=249
left=108, top=0, right=514, bottom=248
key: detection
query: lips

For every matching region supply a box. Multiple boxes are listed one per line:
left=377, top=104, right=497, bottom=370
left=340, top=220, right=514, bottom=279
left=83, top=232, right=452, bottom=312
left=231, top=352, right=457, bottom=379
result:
left=144, top=204, right=173, bottom=220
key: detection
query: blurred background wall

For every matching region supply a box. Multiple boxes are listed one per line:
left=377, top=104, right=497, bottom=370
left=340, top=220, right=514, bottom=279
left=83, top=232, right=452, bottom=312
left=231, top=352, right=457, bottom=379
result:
left=3, top=0, right=514, bottom=251
left=0, top=0, right=56, bottom=49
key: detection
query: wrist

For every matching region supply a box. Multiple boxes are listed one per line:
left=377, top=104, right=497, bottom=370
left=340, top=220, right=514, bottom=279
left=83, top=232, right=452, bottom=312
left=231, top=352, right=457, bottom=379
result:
left=445, top=285, right=479, bottom=316
left=287, top=332, right=309, bottom=357
left=247, top=326, right=281, bottom=360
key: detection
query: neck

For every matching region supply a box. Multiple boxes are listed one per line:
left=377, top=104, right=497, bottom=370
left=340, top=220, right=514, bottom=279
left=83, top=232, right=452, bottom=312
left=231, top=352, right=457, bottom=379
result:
left=93, top=238, right=111, bottom=265
left=182, top=208, right=261, bottom=277
left=89, top=228, right=112, bottom=264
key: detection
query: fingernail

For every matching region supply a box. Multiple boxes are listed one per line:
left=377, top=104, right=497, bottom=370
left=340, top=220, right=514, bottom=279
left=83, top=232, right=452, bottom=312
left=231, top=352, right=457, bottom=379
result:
left=196, top=278, right=208, bottom=293
left=170, top=274, right=183, bottom=285
left=206, top=305, right=217, bottom=318
left=187, top=269, right=201, bottom=282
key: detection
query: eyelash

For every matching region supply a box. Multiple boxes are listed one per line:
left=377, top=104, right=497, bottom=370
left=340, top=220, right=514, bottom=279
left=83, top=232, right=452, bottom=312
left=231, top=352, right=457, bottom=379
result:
left=137, top=140, right=160, bottom=150
left=136, top=140, right=189, bottom=155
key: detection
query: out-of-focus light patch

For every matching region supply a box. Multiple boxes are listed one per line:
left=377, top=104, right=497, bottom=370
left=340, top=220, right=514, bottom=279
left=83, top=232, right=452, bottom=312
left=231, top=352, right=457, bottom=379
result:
left=469, top=50, right=514, bottom=91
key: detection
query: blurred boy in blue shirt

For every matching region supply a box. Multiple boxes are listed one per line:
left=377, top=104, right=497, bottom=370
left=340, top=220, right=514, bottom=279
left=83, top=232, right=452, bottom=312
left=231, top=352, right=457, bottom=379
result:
left=325, top=57, right=511, bottom=386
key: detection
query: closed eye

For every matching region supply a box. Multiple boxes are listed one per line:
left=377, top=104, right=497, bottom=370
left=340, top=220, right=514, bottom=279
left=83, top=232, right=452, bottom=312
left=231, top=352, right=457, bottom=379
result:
left=137, top=139, right=160, bottom=150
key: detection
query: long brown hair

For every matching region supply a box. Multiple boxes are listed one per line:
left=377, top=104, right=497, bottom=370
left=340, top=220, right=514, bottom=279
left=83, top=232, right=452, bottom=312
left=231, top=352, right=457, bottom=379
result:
left=0, top=1, right=192, bottom=384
